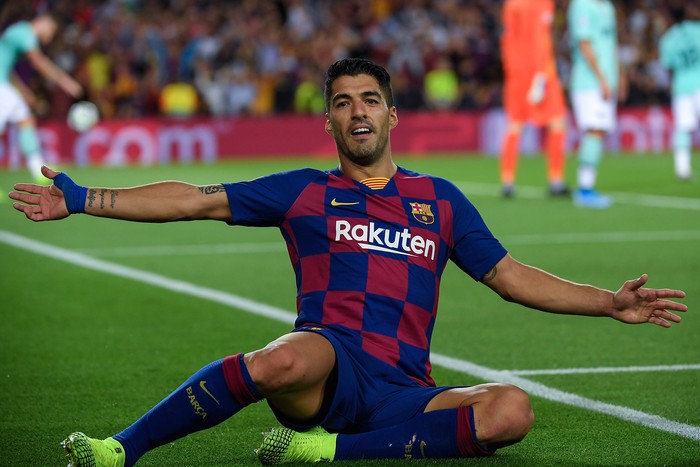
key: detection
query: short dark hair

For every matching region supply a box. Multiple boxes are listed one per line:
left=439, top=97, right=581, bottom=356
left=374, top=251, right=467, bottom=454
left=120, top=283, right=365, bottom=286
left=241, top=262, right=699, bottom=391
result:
left=670, top=6, right=685, bottom=23
left=324, top=58, right=394, bottom=111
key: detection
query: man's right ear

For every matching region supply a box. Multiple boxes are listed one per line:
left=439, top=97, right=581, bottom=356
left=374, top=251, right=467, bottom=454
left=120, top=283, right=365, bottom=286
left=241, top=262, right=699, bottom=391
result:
left=325, top=118, right=333, bottom=135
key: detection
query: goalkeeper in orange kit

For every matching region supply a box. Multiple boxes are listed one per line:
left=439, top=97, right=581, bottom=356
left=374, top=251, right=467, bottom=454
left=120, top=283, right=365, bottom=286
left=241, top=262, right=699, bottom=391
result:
left=500, top=0, right=569, bottom=198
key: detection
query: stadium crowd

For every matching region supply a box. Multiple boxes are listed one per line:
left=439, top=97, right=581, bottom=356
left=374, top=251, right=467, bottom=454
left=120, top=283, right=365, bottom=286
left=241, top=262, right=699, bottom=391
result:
left=1, top=0, right=686, bottom=121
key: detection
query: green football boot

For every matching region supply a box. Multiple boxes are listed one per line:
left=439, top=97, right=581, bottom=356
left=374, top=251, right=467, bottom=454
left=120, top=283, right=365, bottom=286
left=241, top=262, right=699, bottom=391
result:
left=61, top=432, right=125, bottom=467
left=256, top=426, right=337, bottom=465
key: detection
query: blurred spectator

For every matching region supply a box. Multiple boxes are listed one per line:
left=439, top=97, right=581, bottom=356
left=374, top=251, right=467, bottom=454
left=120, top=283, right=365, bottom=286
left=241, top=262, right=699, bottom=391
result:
left=293, top=63, right=325, bottom=114
left=159, top=79, right=199, bottom=117
left=224, top=62, right=258, bottom=115
left=423, top=54, right=460, bottom=110
left=111, top=55, right=139, bottom=118
left=0, top=0, right=684, bottom=120
left=193, top=57, right=227, bottom=116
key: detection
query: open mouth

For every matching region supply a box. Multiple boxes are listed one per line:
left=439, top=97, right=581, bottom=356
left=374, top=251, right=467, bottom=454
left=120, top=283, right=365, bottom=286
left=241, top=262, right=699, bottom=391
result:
left=351, top=127, right=372, bottom=137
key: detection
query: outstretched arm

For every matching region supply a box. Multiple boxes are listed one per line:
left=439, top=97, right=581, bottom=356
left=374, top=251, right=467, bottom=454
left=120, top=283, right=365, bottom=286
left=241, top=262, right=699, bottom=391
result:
left=10, top=166, right=232, bottom=223
left=25, top=49, right=82, bottom=99
left=483, top=254, right=687, bottom=328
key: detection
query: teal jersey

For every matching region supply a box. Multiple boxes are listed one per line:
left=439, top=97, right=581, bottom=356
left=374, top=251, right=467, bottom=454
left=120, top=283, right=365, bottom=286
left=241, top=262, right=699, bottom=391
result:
left=0, top=21, right=38, bottom=83
left=659, top=21, right=700, bottom=96
left=568, top=0, right=618, bottom=92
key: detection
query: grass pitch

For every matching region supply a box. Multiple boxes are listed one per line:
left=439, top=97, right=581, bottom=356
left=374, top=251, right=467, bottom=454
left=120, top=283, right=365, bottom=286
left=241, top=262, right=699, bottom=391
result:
left=1, top=153, right=698, bottom=465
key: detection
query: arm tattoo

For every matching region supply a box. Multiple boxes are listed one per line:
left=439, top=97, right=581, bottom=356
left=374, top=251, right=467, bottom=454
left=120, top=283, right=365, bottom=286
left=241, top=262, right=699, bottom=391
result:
left=482, top=266, right=498, bottom=282
left=88, top=188, right=118, bottom=209
left=87, top=189, right=96, bottom=208
left=198, top=184, right=226, bottom=195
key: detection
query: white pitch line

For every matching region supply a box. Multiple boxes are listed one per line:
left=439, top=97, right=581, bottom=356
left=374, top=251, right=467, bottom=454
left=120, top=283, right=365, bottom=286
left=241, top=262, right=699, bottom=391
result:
left=74, top=230, right=700, bottom=258
left=504, top=363, right=700, bottom=376
left=0, top=231, right=293, bottom=324
left=454, top=181, right=700, bottom=211
left=1, top=230, right=699, bottom=442
left=430, top=354, right=700, bottom=442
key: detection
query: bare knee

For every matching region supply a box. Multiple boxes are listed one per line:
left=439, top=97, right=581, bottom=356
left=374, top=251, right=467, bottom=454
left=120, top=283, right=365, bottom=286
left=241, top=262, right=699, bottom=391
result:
left=18, top=117, right=37, bottom=128
left=245, top=341, right=306, bottom=394
left=244, top=333, right=335, bottom=397
left=474, top=384, right=534, bottom=447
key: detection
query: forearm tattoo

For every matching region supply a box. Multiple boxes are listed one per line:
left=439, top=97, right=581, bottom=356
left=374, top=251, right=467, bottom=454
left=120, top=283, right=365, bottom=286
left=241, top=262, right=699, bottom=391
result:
left=482, top=266, right=498, bottom=282
left=87, top=188, right=118, bottom=210
left=198, top=185, right=226, bottom=195
left=87, top=189, right=96, bottom=208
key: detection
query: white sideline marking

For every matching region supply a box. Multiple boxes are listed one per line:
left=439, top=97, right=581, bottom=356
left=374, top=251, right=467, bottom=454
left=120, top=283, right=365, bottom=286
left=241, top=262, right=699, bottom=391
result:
left=1, top=230, right=699, bottom=442
left=75, top=230, right=700, bottom=258
left=0, top=231, right=293, bottom=324
left=505, top=364, right=700, bottom=376
left=430, top=355, right=700, bottom=442
left=454, top=181, right=700, bottom=211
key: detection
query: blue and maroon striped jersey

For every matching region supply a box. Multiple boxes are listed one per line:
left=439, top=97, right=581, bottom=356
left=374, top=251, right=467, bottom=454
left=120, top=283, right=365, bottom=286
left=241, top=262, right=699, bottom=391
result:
left=223, top=167, right=507, bottom=386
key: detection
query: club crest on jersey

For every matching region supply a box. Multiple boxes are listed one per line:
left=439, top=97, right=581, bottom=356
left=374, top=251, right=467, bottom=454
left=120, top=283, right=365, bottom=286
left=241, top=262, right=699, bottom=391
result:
left=410, top=202, right=434, bottom=225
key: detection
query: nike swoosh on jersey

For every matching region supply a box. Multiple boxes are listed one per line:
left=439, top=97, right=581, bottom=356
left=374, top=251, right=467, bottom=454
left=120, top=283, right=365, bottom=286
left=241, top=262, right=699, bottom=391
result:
left=331, top=198, right=360, bottom=206
left=199, top=380, right=221, bottom=405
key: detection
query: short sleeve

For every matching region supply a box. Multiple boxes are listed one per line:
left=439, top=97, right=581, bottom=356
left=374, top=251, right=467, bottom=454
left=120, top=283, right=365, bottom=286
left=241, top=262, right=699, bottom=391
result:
left=437, top=179, right=508, bottom=281
left=222, top=168, right=325, bottom=227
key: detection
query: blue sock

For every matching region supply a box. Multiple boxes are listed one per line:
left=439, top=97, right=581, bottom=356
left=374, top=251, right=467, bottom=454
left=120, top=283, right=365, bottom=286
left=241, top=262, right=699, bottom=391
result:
left=335, top=406, right=493, bottom=460
left=113, top=355, right=260, bottom=466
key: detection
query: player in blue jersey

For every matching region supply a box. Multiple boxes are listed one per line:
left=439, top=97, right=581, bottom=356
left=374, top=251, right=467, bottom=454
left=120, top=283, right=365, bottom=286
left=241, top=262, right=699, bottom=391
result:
left=659, top=4, right=700, bottom=181
left=9, top=59, right=687, bottom=466
left=0, top=14, right=82, bottom=183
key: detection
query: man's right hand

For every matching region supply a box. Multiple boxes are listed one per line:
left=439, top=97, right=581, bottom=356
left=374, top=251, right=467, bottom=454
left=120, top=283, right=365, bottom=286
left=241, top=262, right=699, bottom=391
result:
left=9, top=166, right=71, bottom=221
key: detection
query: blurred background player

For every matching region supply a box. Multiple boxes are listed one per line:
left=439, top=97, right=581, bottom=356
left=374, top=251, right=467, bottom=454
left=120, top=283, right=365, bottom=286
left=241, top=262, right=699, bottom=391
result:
left=567, top=0, right=626, bottom=208
left=500, top=0, right=569, bottom=198
left=0, top=13, right=82, bottom=183
left=659, top=4, right=700, bottom=181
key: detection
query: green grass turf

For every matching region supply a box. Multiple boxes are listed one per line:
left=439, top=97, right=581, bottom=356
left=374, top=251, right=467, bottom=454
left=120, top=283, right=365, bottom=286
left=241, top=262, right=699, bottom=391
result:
left=1, top=153, right=699, bottom=465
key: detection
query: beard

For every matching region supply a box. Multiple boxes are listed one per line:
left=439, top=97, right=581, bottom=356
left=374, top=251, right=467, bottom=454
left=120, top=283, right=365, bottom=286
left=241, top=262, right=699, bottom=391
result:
left=334, top=123, right=390, bottom=167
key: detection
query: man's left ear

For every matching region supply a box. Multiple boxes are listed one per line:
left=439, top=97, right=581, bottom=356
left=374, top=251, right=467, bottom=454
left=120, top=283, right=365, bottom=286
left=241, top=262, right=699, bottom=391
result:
left=389, top=107, right=398, bottom=129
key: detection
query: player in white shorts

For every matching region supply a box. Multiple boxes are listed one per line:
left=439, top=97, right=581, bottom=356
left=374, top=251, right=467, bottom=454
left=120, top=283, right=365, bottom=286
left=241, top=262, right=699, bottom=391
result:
left=659, top=4, right=700, bottom=181
left=567, top=0, right=625, bottom=208
left=571, top=90, right=616, bottom=135
left=669, top=93, right=700, bottom=180
left=0, top=14, right=82, bottom=183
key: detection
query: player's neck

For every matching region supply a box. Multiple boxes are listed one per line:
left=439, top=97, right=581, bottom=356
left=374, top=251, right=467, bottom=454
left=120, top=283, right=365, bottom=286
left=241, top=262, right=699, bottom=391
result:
left=338, top=158, right=398, bottom=182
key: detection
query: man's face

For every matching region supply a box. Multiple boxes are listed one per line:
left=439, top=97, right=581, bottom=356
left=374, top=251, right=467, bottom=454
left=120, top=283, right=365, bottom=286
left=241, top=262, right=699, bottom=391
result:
left=325, top=74, right=397, bottom=167
left=36, top=17, right=57, bottom=44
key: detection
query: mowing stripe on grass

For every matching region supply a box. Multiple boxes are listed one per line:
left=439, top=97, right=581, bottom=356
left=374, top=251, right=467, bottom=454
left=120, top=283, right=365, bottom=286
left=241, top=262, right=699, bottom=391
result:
left=2, top=230, right=699, bottom=442
left=503, top=230, right=700, bottom=245
left=455, top=181, right=700, bottom=211
left=74, top=230, right=700, bottom=257
left=77, top=242, right=287, bottom=257
left=505, top=363, right=700, bottom=376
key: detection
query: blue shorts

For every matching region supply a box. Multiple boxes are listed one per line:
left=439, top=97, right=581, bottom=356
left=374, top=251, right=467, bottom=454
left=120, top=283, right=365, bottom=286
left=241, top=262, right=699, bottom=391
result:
left=268, top=326, right=459, bottom=434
